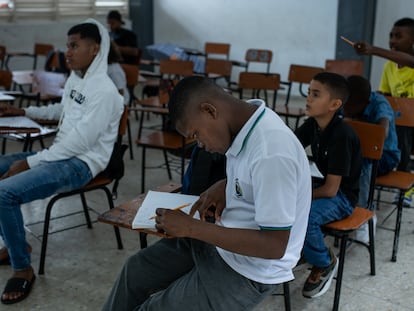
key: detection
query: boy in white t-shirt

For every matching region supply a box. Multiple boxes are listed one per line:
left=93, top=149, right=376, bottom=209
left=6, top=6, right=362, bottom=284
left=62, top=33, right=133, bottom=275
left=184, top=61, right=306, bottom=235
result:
left=103, top=76, right=312, bottom=311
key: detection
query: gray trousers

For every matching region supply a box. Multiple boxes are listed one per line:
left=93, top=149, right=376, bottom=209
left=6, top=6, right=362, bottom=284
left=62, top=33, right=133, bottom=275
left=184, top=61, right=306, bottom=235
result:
left=102, top=238, right=277, bottom=311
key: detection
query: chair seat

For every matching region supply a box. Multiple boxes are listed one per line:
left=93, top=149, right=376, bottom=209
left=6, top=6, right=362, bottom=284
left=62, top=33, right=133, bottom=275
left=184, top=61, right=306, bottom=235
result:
left=83, top=174, right=113, bottom=190
left=323, top=207, right=374, bottom=232
left=376, top=171, right=414, bottom=191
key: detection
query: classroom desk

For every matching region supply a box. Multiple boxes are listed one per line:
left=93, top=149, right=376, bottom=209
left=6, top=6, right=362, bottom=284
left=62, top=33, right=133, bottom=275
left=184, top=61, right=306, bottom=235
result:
left=0, top=116, right=55, bottom=153
left=0, top=92, right=15, bottom=102
left=0, top=126, right=41, bottom=152
left=11, top=70, right=64, bottom=104
left=97, top=182, right=182, bottom=245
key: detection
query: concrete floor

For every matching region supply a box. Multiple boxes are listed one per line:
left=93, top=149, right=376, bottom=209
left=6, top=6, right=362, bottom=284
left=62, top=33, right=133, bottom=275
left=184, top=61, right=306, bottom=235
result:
left=1, top=94, right=414, bottom=311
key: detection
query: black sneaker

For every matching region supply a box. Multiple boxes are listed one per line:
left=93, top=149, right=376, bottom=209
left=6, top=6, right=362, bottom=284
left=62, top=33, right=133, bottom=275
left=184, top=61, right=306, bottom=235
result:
left=302, top=248, right=338, bottom=298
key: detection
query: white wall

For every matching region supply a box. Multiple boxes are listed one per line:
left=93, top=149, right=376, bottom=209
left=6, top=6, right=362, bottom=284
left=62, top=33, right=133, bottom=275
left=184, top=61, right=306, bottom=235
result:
left=370, top=0, right=414, bottom=89
left=2, top=0, right=414, bottom=91
left=154, top=0, right=338, bottom=87
left=0, top=18, right=108, bottom=70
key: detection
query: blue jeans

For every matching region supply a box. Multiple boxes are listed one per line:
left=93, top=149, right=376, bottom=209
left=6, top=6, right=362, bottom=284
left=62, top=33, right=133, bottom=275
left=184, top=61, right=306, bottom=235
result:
left=102, top=238, right=277, bottom=311
left=303, top=191, right=354, bottom=268
left=0, top=152, right=92, bottom=270
left=358, top=153, right=398, bottom=208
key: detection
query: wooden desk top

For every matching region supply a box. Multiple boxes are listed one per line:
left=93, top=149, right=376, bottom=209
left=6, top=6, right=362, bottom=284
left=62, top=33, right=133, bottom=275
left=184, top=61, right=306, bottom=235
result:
left=0, top=126, right=40, bottom=135
left=0, top=93, right=15, bottom=102
left=97, top=182, right=182, bottom=237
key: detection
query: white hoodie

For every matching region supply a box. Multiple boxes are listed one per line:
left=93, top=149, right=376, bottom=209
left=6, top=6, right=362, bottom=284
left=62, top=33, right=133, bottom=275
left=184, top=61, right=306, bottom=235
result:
left=24, top=19, right=124, bottom=177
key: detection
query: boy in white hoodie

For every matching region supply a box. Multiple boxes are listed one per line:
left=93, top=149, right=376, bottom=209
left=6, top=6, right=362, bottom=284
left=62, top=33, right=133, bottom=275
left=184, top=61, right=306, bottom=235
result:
left=0, top=19, right=123, bottom=305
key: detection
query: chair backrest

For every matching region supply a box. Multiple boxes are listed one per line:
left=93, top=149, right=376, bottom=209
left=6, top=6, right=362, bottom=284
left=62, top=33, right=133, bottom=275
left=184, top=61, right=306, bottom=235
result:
left=204, top=42, right=230, bottom=59
left=287, top=64, right=324, bottom=98
left=288, top=64, right=324, bottom=83
left=386, top=96, right=414, bottom=127
left=204, top=58, right=232, bottom=77
left=346, top=119, right=385, bottom=208
left=245, top=49, right=273, bottom=72
left=159, top=59, right=194, bottom=78
left=34, top=43, right=54, bottom=56
left=120, top=63, right=139, bottom=89
left=346, top=120, right=385, bottom=161
left=238, top=72, right=281, bottom=109
left=238, top=71, right=280, bottom=90
left=0, top=69, right=12, bottom=90
left=325, top=59, right=364, bottom=77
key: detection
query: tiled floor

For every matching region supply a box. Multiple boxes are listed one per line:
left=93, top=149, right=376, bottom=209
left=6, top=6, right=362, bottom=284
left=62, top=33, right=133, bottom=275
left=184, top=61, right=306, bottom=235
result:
left=1, top=93, right=414, bottom=310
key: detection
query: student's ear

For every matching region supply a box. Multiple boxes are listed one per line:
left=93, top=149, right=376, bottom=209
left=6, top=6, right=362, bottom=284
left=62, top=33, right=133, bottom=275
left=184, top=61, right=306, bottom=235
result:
left=199, top=102, right=218, bottom=119
left=329, top=99, right=343, bottom=112
left=91, top=43, right=100, bottom=57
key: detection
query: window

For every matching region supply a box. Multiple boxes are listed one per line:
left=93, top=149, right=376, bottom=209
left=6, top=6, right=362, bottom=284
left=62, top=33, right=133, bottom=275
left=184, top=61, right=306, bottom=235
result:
left=0, top=0, right=128, bottom=21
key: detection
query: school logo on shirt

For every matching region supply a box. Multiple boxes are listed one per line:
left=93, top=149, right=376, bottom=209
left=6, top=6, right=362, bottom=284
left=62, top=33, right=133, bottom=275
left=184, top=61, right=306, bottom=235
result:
left=235, top=178, right=243, bottom=197
left=70, top=89, right=86, bottom=104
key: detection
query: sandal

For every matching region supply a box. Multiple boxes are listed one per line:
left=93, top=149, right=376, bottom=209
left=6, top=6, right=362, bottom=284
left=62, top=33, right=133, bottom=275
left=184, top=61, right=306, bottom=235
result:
left=1, top=274, right=36, bottom=305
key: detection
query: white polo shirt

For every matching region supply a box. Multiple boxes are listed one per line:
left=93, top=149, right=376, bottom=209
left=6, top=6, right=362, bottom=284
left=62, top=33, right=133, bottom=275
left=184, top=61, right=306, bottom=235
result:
left=216, top=99, right=311, bottom=284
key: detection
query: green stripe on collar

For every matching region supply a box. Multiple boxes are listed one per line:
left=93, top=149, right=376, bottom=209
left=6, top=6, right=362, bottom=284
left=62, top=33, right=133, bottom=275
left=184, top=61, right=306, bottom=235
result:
left=237, top=108, right=266, bottom=156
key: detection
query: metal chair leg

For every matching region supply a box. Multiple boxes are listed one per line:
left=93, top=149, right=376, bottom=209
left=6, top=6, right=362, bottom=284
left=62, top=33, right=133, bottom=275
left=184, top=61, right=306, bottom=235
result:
left=80, top=192, right=93, bottom=229
left=283, top=281, right=291, bottom=311
left=392, top=191, right=404, bottom=262
left=332, top=234, right=348, bottom=311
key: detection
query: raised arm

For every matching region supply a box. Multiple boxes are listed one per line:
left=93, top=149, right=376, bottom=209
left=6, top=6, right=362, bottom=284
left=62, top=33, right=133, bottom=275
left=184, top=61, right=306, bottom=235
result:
left=353, top=41, right=414, bottom=68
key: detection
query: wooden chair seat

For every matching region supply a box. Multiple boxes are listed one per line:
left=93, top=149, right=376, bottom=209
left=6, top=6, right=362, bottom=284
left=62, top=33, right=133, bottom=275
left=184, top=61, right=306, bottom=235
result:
left=323, top=207, right=374, bottom=232
left=375, top=171, right=414, bottom=191
left=83, top=173, right=113, bottom=190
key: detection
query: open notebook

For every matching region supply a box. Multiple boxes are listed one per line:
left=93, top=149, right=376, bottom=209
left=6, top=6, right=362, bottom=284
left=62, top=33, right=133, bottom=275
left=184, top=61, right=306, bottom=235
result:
left=132, top=190, right=200, bottom=230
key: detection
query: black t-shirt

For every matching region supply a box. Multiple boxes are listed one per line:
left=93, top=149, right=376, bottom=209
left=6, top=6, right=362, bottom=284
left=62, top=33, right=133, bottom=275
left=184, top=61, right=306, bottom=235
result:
left=295, top=114, right=362, bottom=206
left=110, top=28, right=138, bottom=64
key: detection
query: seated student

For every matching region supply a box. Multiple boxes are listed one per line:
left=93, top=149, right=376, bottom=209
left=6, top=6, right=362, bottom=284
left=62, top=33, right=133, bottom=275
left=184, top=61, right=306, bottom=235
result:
left=107, top=10, right=138, bottom=65
left=354, top=18, right=414, bottom=204
left=295, top=72, right=362, bottom=298
left=0, top=20, right=123, bottom=305
left=102, top=76, right=312, bottom=311
left=344, top=75, right=400, bottom=207
left=108, top=40, right=130, bottom=105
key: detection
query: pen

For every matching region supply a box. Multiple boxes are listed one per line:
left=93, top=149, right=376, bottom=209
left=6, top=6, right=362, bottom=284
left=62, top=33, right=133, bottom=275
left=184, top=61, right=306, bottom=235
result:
left=149, top=203, right=192, bottom=219
left=340, top=36, right=355, bottom=46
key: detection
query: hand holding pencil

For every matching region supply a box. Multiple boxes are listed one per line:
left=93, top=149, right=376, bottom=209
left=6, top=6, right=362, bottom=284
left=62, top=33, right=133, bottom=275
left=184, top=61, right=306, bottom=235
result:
left=341, top=35, right=372, bottom=55
left=149, top=203, right=191, bottom=220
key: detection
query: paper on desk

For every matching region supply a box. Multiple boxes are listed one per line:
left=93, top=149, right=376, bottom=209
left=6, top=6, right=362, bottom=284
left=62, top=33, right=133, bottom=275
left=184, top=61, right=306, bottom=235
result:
left=0, top=116, right=42, bottom=129
left=0, top=116, right=57, bottom=137
left=309, top=160, right=324, bottom=179
left=132, top=190, right=200, bottom=229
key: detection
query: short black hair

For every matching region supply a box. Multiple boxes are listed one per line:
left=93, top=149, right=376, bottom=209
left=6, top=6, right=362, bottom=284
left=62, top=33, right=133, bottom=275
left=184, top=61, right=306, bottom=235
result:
left=344, top=75, right=371, bottom=118
left=312, top=72, right=349, bottom=105
left=107, top=10, right=124, bottom=24
left=67, top=23, right=101, bottom=44
left=394, top=17, right=414, bottom=36
left=168, top=76, right=225, bottom=128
